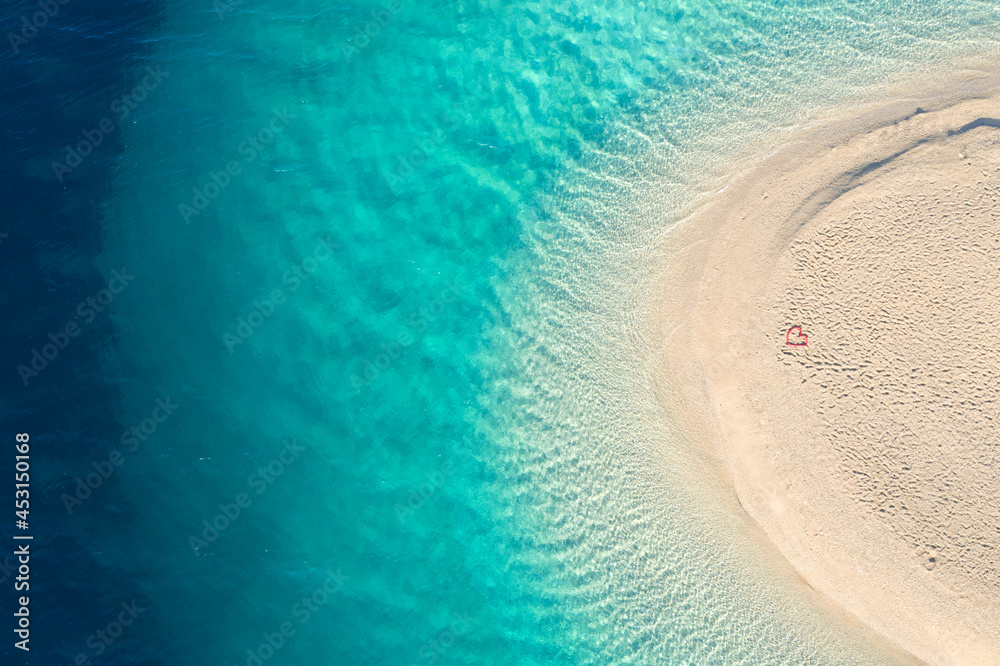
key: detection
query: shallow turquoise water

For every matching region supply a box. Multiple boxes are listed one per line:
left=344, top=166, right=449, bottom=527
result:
left=65, top=0, right=1000, bottom=663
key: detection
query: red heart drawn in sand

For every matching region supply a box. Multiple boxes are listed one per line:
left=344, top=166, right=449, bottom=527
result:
left=785, top=326, right=808, bottom=347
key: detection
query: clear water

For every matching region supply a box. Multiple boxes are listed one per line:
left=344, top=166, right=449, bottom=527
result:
left=10, top=0, right=1000, bottom=663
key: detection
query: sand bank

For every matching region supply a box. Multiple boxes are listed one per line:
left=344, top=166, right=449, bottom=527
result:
left=657, top=68, right=1000, bottom=665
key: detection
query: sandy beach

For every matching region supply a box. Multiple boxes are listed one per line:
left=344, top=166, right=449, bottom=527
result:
left=657, top=68, right=1000, bottom=665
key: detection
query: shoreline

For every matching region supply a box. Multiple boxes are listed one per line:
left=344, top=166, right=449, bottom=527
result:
left=654, top=67, right=1000, bottom=665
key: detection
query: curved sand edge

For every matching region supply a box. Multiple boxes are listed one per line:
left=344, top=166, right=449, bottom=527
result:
left=655, top=68, right=1000, bottom=665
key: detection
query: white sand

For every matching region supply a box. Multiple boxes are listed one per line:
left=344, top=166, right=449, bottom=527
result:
left=657, top=69, right=1000, bottom=665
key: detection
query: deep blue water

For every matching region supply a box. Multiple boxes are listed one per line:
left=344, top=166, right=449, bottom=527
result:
left=2, top=0, right=999, bottom=664
left=1, top=1, right=166, bottom=664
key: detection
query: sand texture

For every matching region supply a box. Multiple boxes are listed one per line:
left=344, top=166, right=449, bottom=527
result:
left=657, top=70, right=1000, bottom=665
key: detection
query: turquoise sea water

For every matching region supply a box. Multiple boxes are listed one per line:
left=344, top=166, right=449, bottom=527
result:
left=17, top=0, right=1000, bottom=663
